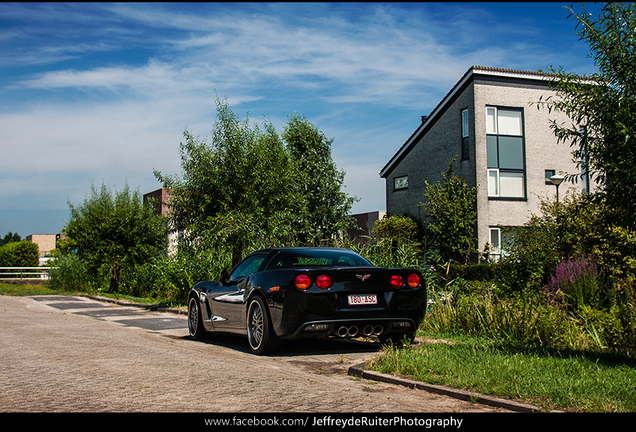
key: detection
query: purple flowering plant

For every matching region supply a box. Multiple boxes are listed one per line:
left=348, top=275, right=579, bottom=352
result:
left=546, top=253, right=601, bottom=310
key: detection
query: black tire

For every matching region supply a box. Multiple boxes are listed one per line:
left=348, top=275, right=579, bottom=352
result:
left=246, top=296, right=280, bottom=355
left=188, top=296, right=207, bottom=341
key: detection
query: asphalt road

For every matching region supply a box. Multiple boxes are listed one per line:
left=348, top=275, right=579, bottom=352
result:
left=0, top=294, right=514, bottom=418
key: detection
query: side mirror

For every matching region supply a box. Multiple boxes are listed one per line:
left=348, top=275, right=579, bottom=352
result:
left=219, top=269, right=229, bottom=285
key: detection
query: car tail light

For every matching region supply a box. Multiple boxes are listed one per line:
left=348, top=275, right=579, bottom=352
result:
left=390, top=275, right=403, bottom=288
left=407, top=273, right=421, bottom=288
left=295, top=274, right=311, bottom=290
left=316, top=274, right=333, bottom=289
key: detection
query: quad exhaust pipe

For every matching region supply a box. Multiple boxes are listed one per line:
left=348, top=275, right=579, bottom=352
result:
left=336, top=324, right=383, bottom=337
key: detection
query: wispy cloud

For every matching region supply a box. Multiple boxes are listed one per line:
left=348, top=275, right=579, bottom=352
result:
left=0, top=2, right=597, bottom=235
left=5, top=3, right=550, bottom=106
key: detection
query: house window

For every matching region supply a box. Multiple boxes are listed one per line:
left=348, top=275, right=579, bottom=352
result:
left=487, top=226, right=515, bottom=261
left=486, top=107, right=525, bottom=198
left=545, top=169, right=556, bottom=185
left=489, top=227, right=501, bottom=259
left=461, top=108, right=469, bottom=160
left=394, top=176, right=408, bottom=190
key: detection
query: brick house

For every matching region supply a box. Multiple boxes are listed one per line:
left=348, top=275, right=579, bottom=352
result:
left=380, top=66, right=588, bottom=259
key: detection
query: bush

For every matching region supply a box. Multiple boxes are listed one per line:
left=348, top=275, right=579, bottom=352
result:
left=48, top=254, right=90, bottom=292
left=125, top=246, right=233, bottom=303
left=344, top=236, right=422, bottom=269
left=577, top=305, right=625, bottom=349
left=420, top=159, right=478, bottom=265
left=448, top=262, right=496, bottom=282
left=373, top=214, right=423, bottom=244
left=423, top=287, right=596, bottom=350
left=0, top=241, right=39, bottom=267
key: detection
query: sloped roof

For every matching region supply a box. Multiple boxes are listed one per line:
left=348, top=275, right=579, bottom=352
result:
left=379, top=66, right=555, bottom=178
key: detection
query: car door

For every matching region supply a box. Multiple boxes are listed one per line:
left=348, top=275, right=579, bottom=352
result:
left=210, top=253, right=267, bottom=330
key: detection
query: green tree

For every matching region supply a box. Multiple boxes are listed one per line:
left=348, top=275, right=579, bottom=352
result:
left=282, top=113, right=356, bottom=244
left=155, top=98, right=298, bottom=265
left=155, top=99, right=355, bottom=265
left=0, top=241, right=39, bottom=267
left=0, top=232, right=21, bottom=246
left=64, top=182, right=167, bottom=292
left=420, top=159, right=478, bottom=264
left=539, top=3, right=636, bottom=226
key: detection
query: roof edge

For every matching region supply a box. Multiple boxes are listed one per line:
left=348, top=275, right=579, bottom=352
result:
left=379, top=66, right=560, bottom=178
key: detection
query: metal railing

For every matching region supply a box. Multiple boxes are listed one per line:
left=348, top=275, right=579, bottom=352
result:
left=0, top=267, right=57, bottom=281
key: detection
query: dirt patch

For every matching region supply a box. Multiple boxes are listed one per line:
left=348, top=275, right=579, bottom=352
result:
left=287, top=358, right=356, bottom=375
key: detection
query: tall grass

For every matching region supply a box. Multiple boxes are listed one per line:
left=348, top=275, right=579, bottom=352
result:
left=423, top=285, right=596, bottom=350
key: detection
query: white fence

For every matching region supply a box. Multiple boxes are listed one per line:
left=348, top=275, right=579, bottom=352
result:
left=0, top=267, right=56, bottom=281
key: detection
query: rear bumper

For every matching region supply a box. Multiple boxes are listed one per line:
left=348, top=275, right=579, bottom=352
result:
left=283, top=317, right=418, bottom=339
left=267, top=283, right=426, bottom=339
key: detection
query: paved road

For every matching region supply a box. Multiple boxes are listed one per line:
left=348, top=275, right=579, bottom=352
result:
left=0, top=294, right=511, bottom=415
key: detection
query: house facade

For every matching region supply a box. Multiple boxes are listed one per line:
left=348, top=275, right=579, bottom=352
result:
left=380, top=66, right=586, bottom=259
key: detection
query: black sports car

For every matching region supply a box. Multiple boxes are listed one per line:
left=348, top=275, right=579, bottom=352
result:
left=187, top=247, right=426, bottom=355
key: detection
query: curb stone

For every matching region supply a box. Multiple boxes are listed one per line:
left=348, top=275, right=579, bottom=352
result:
left=347, top=362, right=542, bottom=413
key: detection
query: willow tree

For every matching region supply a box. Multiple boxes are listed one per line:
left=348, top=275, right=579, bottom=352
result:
left=155, top=99, right=355, bottom=266
left=539, top=3, right=636, bottom=227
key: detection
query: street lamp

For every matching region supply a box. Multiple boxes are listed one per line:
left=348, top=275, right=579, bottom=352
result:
left=550, top=174, right=565, bottom=202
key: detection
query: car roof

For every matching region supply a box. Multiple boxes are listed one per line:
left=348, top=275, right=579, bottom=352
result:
left=252, top=247, right=353, bottom=254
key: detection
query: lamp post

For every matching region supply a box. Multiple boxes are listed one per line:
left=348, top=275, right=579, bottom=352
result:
left=550, top=174, right=564, bottom=202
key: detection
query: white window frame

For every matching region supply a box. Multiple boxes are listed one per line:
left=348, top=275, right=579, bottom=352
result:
left=488, top=169, right=499, bottom=196
left=486, top=106, right=525, bottom=199
left=394, top=176, right=408, bottom=190
left=489, top=227, right=502, bottom=261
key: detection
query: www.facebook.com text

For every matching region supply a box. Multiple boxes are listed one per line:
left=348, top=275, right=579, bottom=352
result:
left=204, top=414, right=464, bottom=428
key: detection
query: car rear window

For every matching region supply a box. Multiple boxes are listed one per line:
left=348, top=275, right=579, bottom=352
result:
left=269, top=250, right=371, bottom=269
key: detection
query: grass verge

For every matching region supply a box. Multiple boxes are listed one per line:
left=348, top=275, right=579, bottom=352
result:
left=368, top=333, right=636, bottom=412
left=0, top=282, right=184, bottom=310
left=0, top=282, right=63, bottom=296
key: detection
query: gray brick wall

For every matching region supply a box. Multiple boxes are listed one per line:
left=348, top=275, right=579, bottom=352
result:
left=383, top=69, right=583, bottom=257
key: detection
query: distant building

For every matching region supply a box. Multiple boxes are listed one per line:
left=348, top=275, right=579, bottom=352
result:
left=143, top=187, right=172, bottom=217
left=347, top=211, right=386, bottom=241
left=380, top=66, right=589, bottom=260
left=26, top=234, right=56, bottom=265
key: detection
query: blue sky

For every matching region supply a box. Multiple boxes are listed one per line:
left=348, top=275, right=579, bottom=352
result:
left=0, top=2, right=601, bottom=236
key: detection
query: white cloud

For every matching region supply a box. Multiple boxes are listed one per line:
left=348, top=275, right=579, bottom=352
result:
left=7, top=4, right=508, bottom=107
left=0, top=2, right=598, bottom=235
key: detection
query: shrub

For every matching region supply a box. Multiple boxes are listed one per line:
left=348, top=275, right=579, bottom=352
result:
left=125, top=246, right=233, bottom=303
left=0, top=241, right=39, bottom=267
left=420, top=159, right=478, bottom=265
left=577, top=305, right=625, bottom=349
left=48, top=254, right=91, bottom=292
left=373, top=214, right=423, bottom=245
left=346, top=236, right=422, bottom=269
left=422, top=285, right=595, bottom=350
left=448, top=262, right=496, bottom=282
left=546, top=253, right=602, bottom=310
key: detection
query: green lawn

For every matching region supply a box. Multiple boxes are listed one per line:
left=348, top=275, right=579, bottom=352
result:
left=369, top=333, right=636, bottom=412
